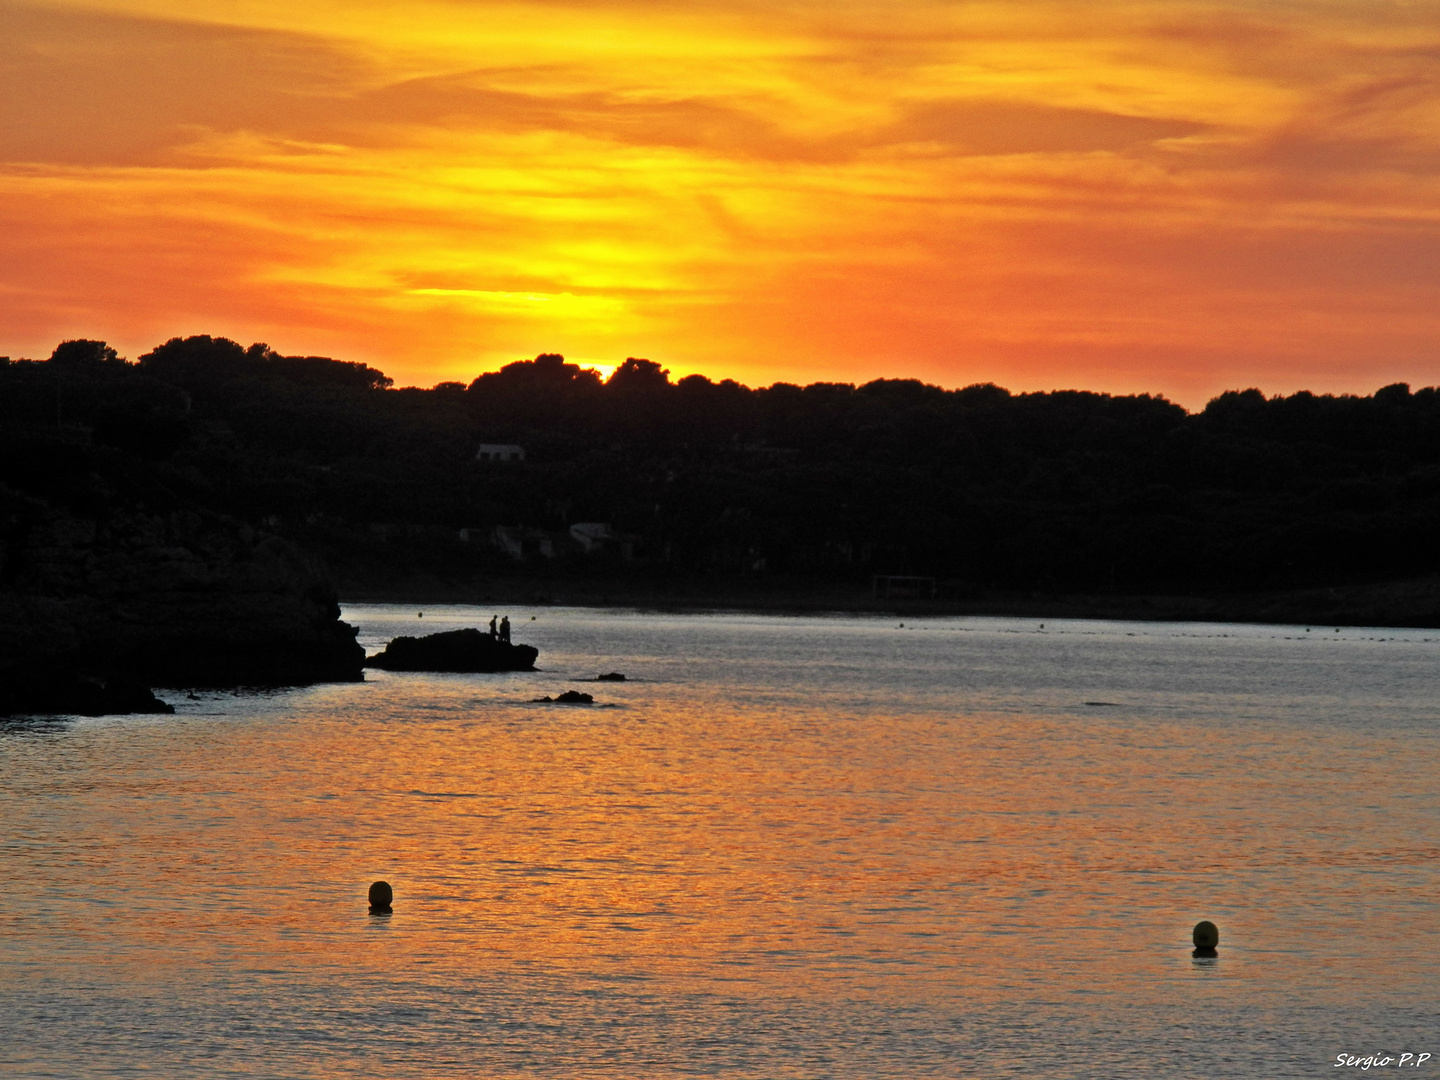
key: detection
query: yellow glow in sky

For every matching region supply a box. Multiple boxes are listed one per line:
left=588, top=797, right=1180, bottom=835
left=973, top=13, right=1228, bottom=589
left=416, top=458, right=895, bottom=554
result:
left=4, top=0, right=1440, bottom=402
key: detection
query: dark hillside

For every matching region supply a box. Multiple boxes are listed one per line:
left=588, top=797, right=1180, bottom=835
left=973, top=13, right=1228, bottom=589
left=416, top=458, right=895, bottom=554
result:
left=5, top=338, right=1440, bottom=621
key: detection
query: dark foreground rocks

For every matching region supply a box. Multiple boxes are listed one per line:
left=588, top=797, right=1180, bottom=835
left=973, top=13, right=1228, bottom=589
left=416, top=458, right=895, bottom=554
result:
left=37, top=678, right=175, bottom=717
left=1, top=492, right=365, bottom=717
left=364, top=628, right=538, bottom=673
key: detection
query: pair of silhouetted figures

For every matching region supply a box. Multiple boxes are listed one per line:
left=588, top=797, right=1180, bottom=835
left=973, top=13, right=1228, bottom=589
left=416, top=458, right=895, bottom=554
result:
left=487, top=615, right=511, bottom=643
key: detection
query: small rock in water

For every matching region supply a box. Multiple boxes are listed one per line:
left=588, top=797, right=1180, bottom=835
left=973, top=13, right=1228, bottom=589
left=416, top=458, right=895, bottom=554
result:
left=533, top=690, right=594, bottom=704
left=365, top=628, right=537, bottom=672
left=597, top=672, right=626, bottom=681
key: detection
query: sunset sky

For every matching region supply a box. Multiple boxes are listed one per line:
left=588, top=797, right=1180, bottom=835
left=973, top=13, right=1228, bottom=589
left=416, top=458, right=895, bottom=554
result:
left=3, top=0, right=1439, bottom=404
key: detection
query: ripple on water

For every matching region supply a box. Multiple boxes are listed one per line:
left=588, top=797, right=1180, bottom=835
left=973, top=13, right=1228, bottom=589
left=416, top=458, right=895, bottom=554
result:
left=2, top=607, right=1437, bottom=1078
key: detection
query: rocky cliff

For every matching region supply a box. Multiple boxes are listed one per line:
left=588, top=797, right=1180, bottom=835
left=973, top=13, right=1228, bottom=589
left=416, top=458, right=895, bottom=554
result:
left=1, top=483, right=364, bottom=716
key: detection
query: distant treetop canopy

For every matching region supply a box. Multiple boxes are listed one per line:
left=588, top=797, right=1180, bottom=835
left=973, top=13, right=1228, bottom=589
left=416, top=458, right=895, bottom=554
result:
left=607, top=357, right=670, bottom=391
left=51, top=339, right=124, bottom=367
left=467, top=352, right=602, bottom=395
left=136, top=335, right=392, bottom=390
left=10, top=334, right=1440, bottom=597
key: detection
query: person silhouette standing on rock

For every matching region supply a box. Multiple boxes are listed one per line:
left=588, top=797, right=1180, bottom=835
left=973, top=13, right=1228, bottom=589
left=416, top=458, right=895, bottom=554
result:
left=500, top=616, right=511, bottom=643
left=489, top=615, right=498, bottom=639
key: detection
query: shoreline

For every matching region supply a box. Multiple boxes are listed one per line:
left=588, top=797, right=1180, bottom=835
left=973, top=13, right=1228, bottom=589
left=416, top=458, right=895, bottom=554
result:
left=338, top=573, right=1440, bottom=629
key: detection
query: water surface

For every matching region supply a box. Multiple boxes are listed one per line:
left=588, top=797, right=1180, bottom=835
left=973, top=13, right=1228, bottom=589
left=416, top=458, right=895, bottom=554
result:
left=3, top=608, right=1437, bottom=1077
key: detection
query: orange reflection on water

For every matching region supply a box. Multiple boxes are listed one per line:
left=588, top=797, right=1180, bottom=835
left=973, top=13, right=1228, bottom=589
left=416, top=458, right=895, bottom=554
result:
left=2, top=610, right=1438, bottom=1076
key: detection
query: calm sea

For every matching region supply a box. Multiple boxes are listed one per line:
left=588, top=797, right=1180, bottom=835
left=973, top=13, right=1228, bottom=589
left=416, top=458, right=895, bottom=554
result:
left=3, top=607, right=1438, bottom=1078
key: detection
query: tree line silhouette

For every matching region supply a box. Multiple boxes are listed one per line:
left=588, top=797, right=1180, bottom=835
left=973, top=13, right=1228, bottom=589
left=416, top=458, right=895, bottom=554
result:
left=4, top=335, right=1439, bottom=598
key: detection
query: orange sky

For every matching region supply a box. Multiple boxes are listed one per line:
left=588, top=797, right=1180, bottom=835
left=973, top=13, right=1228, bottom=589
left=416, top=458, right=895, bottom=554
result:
left=3, top=0, right=1440, bottom=405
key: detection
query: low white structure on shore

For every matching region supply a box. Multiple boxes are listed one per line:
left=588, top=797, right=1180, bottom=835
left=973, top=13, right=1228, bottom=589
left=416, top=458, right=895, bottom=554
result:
left=491, top=525, right=555, bottom=559
left=569, top=522, right=613, bottom=552
left=475, top=443, right=525, bottom=462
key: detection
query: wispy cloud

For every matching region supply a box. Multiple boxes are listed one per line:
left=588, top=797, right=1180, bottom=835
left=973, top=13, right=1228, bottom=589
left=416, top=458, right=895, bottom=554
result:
left=2, top=0, right=1439, bottom=402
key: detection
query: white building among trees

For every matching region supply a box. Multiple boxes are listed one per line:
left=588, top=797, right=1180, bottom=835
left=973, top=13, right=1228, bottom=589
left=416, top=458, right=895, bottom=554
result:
left=475, top=443, right=525, bottom=462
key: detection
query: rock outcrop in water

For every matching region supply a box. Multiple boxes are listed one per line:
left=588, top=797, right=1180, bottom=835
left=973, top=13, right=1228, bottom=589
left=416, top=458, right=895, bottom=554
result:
left=533, top=690, right=593, bottom=704
left=0, top=490, right=365, bottom=716
left=364, top=628, right=538, bottom=673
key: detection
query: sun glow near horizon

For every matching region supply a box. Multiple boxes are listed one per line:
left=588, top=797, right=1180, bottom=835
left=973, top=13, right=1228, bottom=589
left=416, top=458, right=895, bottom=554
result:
left=4, top=0, right=1440, bottom=405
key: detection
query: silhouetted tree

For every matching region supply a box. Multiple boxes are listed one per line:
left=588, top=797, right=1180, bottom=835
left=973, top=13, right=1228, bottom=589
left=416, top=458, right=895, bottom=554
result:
left=607, top=357, right=671, bottom=392
left=8, top=334, right=1440, bottom=598
left=50, top=339, right=123, bottom=366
